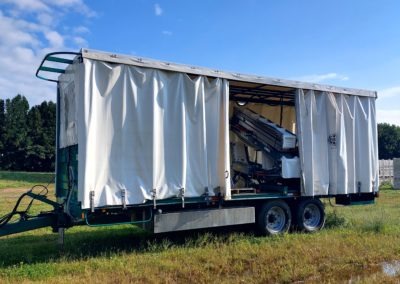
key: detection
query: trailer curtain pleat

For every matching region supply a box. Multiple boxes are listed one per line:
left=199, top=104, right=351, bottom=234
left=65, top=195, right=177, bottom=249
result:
left=75, top=59, right=230, bottom=208
left=296, top=89, right=378, bottom=196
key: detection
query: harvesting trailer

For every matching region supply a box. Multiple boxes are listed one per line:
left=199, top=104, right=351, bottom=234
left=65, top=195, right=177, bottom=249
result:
left=0, top=49, right=379, bottom=238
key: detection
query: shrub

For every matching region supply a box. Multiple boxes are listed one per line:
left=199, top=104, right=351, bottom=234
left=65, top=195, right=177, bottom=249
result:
left=325, top=210, right=348, bottom=229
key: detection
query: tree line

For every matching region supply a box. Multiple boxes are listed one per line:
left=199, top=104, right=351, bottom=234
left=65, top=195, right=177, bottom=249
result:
left=0, top=95, right=55, bottom=172
left=378, top=123, right=400, bottom=160
left=0, top=95, right=399, bottom=172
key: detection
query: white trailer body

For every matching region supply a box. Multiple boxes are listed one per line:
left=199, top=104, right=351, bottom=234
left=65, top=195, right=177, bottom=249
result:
left=0, top=49, right=379, bottom=238
left=56, top=49, right=378, bottom=210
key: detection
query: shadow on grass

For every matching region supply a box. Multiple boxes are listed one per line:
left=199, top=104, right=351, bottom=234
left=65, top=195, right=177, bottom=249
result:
left=0, top=208, right=356, bottom=268
left=0, top=224, right=256, bottom=267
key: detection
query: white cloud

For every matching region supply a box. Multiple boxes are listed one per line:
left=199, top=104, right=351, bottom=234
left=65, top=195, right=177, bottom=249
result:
left=0, top=12, right=40, bottom=47
left=73, top=26, right=90, bottom=34
left=14, top=46, right=35, bottom=62
left=3, top=0, right=50, bottom=12
left=43, top=0, right=96, bottom=17
left=4, top=0, right=96, bottom=17
left=378, top=86, right=400, bottom=99
left=162, top=30, right=172, bottom=36
left=73, top=36, right=88, bottom=47
left=51, top=0, right=84, bottom=5
left=294, top=73, right=349, bottom=83
left=377, top=109, right=400, bottom=126
left=376, top=86, right=400, bottom=126
left=37, top=13, right=53, bottom=25
left=154, top=3, right=163, bottom=16
left=0, top=1, right=95, bottom=106
left=45, top=31, right=64, bottom=48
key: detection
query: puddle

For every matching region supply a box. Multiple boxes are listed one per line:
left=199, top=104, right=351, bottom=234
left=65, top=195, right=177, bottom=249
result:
left=346, top=261, right=400, bottom=282
left=381, top=260, right=400, bottom=277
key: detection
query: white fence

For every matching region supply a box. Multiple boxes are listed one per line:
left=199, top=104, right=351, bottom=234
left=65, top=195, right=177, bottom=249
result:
left=379, top=158, right=400, bottom=189
left=394, top=158, right=400, bottom=189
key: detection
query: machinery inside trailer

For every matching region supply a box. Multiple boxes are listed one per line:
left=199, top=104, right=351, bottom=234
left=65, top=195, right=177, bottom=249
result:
left=227, top=80, right=301, bottom=195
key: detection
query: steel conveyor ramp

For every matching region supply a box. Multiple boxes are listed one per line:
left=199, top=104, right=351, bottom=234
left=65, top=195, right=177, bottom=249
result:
left=230, top=107, right=300, bottom=179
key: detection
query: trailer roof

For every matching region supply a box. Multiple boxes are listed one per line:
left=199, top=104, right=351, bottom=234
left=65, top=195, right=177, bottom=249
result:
left=81, top=49, right=377, bottom=98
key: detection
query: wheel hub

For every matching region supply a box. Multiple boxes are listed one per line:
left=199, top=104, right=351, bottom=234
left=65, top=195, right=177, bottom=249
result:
left=303, top=203, right=321, bottom=229
left=266, top=206, right=286, bottom=233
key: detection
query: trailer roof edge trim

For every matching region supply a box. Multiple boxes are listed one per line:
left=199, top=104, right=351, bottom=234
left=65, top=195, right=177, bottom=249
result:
left=81, top=48, right=377, bottom=98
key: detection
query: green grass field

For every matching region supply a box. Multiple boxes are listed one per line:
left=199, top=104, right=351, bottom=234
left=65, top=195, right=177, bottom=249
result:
left=0, top=172, right=400, bottom=283
left=0, top=171, right=54, bottom=189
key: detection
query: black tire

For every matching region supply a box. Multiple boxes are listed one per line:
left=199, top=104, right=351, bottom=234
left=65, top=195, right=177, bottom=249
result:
left=295, top=199, right=325, bottom=233
left=257, top=200, right=292, bottom=236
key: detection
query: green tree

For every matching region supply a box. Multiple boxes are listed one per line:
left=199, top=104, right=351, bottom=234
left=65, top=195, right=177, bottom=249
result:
left=25, top=106, right=46, bottom=171
left=24, top=101, right=56, bottom=172
left=0, top=95, right=56, bottom=172
left=2, top=95, right=30, bottom=170
left=0, top=99, right=5, bottom=155
left=378, top=123, right=400, bottom=159
left=38, top=101, right=56, bottom=171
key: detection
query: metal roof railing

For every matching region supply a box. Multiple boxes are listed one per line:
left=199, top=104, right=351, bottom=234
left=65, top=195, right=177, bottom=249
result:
left=36, top=51, right=80, bottom=82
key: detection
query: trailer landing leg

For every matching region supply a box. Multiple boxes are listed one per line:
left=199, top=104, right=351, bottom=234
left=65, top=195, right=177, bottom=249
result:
left=58, top=227, right=65, bottom=247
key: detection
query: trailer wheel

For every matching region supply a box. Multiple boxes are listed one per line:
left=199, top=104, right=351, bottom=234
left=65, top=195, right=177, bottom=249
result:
left=257, top=200, right=291, bottom=236
left=295, top=199, right=325, bottom=232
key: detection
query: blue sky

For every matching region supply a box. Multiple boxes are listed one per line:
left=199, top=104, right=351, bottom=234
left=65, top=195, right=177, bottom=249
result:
left=0, top=0, right=399, bottom=125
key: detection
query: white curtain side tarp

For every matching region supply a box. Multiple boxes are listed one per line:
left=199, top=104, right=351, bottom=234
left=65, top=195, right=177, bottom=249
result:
left=296, top=89, right=378, bottom=196
left=76, top=59, right=230, bottom=208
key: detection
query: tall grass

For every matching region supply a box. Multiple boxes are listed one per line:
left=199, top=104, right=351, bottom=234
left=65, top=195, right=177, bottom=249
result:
left=1, top=173, right=400, bottom=282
